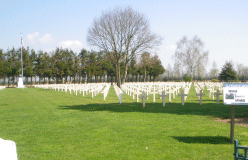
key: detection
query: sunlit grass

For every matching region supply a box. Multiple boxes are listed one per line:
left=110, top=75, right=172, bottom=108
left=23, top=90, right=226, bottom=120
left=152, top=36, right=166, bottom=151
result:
left=0, top=85, right=247, bottom=159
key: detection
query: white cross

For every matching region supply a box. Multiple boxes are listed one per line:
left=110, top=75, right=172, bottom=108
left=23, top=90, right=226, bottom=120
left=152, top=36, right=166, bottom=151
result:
left=159, top=91, right=169, bottom=106
left=173, top=88, right=176, bottom=98
left=118, top=92, right=125, bottom=104
left=167, top=89, right=174, bottom=102
left=196, top=90, right=205, bottom=105
left=213, top=89, right=222, bottom=104
left=178, top=89, right=188, bottom=106
left=207, top=87, right=213, bottom=97
left=134, top=88, right=141, bottom=102
left=139, top=91, right=149, bottom=108
left=150, top=85, right=157, bottom=102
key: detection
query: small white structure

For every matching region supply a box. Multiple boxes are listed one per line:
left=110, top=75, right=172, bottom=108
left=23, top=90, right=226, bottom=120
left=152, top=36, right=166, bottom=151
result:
left=0, top=138, right=18, bottom=160
left=17, top=77, right=24, bottom=88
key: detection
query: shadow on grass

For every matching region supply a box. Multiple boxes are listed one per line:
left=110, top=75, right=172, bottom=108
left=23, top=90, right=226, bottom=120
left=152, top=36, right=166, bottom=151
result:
left=59, top=102, right=248, bottom=118
left=172, top=136, right=230, bottom=144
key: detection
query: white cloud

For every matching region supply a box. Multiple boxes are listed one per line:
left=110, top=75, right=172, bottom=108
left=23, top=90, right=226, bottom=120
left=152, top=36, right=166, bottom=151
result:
left=27, top=32, right=39, bottom=42
left=57, top=40, right=83, bottom=50
left=39, top=34, right=54, bottom=44
left=166, top=45, right=177, bottom=51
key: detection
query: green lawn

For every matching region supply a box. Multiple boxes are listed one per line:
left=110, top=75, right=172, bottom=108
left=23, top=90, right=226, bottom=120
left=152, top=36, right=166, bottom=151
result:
left=0, top=85, right=248, bottom=159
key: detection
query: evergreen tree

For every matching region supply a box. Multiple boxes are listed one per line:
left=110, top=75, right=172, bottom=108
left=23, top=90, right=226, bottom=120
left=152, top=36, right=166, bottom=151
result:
left=23, top=47, right=33, bottom=84
left=79, top=49, right=88, bottom=83
left=219, top=61, right=238, bottom=82
left=35, top=50, right=45, bottom=84
left=43, top=52, right=52, bottom=84
left=30, top=49, right=37, bottom=84
left=0, top=49, right=5, bottom=79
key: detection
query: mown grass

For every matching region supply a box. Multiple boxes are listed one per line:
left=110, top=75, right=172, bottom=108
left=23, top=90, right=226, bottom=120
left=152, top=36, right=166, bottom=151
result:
left=0, top=84, right=248, bottom=159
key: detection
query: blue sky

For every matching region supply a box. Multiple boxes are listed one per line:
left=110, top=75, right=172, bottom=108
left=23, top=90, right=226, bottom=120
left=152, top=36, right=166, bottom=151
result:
left=1, top=0, right=247, bottom=72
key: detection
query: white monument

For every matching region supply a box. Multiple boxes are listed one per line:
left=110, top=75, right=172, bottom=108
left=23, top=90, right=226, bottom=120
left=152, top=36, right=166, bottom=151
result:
left=17, top=33, right=25, bottom=89
left=17, top=77, right=24, bottom=88
left=0, top=138, right=18, bottom=160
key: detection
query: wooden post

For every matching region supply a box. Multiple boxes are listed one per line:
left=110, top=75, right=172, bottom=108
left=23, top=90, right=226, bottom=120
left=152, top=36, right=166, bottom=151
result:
left=230, top=105, right=235, bottom=143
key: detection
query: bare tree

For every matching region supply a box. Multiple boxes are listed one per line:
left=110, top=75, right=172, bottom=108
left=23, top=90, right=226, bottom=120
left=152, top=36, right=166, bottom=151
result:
left=166, top=64, right=172, bottom=81
left=237, top=63, right=248, bottom=81
left=87, top=7, right=161, bottom=86
left=209, top=61, right=219, bottom=79
left=173, top=53, right=183, bottom=80
left=139, top=52, right=151, bottom=82
left=174, top=36, right=208, bottom=81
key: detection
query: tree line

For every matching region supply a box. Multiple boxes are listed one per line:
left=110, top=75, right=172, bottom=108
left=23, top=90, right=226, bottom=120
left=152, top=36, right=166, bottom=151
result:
left=0, top=47, right=165, bottom=86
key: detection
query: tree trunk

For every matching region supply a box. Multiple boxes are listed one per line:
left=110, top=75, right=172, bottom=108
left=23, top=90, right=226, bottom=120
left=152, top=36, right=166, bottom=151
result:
left=122, top=64, right=129, bottom=84
left=7, top=77, right=9, bottom=87
left=111, top=76, right=113, bottom=85
left=115, top=61, right=121, bottom=87
left=144, top=68, right=146, bottom=82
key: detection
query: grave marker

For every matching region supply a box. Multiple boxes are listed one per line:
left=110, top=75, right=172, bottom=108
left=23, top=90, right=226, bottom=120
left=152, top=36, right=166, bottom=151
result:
left=151, top=86, right=157, bottom=102
left=196, top=90, right=205, bottom=105
left=0, top=138, right=18, bottom=160
left=139, top=91, right=149, bottom=108
left=178, top=89, right=188, bottom=106
left=213, top=89, right=222, bottom=104
left=159, top=91, right=169, bottom=106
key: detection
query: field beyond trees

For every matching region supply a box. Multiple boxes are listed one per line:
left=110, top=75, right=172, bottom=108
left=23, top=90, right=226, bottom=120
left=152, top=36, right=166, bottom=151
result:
left=1, top=85, right=248, bottom=159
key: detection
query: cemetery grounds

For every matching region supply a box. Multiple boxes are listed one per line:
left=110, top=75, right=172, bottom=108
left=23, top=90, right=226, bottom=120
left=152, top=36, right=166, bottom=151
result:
left=0, top=82, right=248, bottom=159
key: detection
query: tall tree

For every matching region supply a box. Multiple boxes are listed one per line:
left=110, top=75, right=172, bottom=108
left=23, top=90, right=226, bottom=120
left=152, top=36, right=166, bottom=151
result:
left=236, top=63, right=248, bottom=81
left=166, top=64, right=172, bottom=81
left=35, top=50, right=45, bottom=84
left=79, top=49, right=88, bottom=83
left=139, top=52, right=151, bottom=82
left=30, top=49, right=37, bottom=84
left=87, top=7, right=161, bottom=86
left=0, top=49, right=5, bottom=79
left=209, top=61, right=219, bottom=79
left=219, top=61, right=238, bottom=82
left=128, top=55, right=138, bottom=82
left=87, top=51, right=97, bottom=82
left=149, top=54, right=165, bottom=81
left=43, top=52, right=52, bottom=84
left=103, top=51, right=116, bottom=84
left=174, top=36, right=208, bottom=81
left=71, top=52, right=80, bottom=83
left=23, top=47, right=33, bottom=84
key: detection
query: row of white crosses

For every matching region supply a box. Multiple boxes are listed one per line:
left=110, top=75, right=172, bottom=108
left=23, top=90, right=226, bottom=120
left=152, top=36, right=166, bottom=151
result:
left=195, top=82, right=223, bottom=104
left=204, top=82, right=223, bottom=104
left=113, top=84, right=125, bottom=103
left=121, top=82, right=192, bottom=106
left=35, top=83, right=110, bottom=99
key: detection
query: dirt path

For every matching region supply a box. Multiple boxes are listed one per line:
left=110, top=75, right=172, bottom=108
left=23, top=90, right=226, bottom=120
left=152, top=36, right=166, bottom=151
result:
left=213, top=117, right=248, bottom=127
